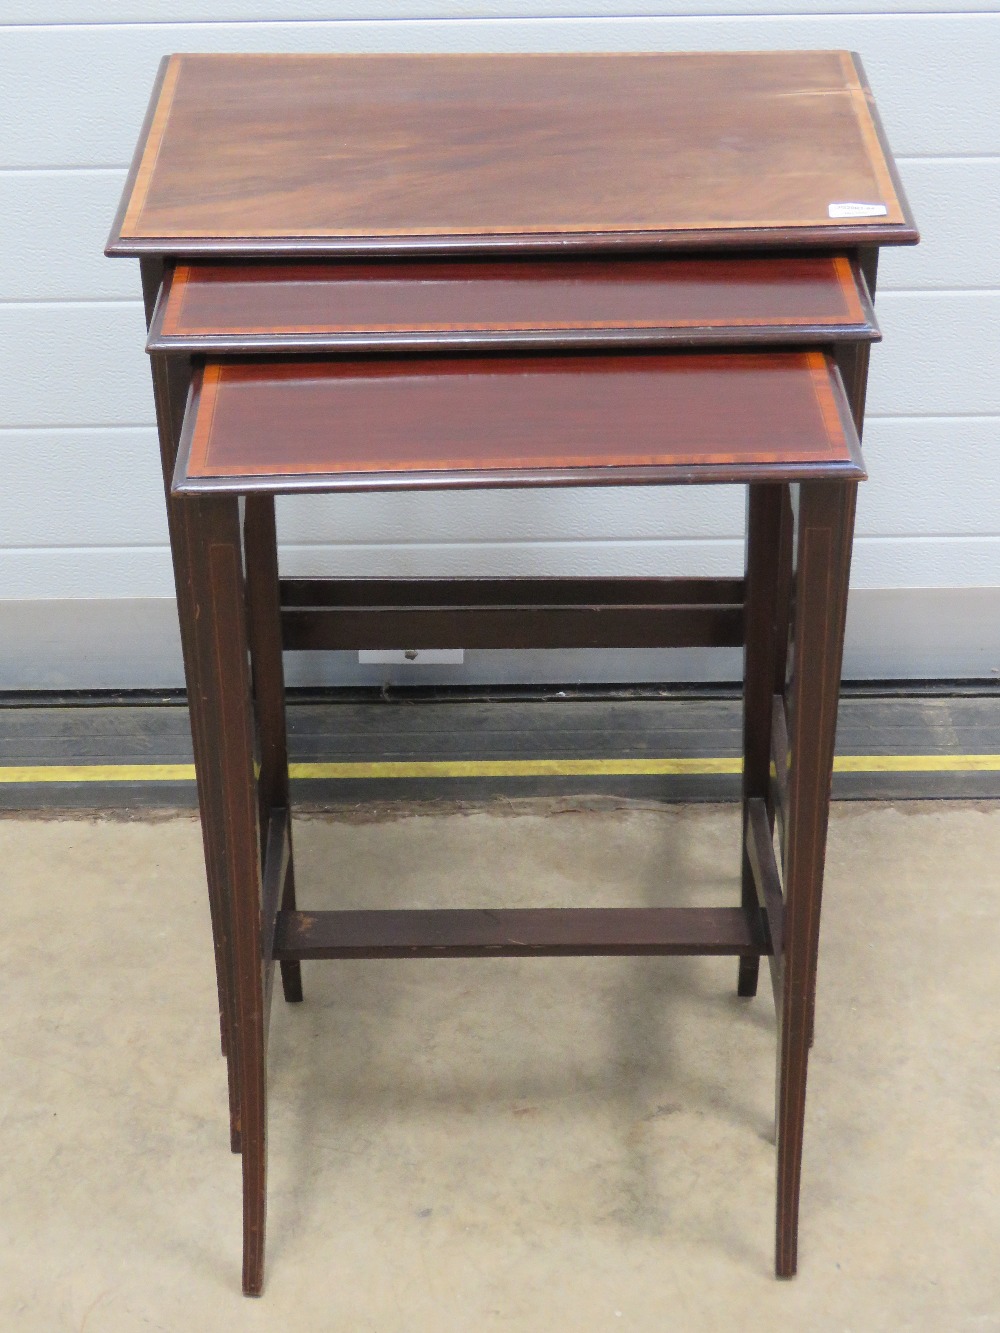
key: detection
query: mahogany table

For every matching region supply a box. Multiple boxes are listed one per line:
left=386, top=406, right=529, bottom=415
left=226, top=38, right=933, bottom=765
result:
left=107, top=50, right=917, bottom=1294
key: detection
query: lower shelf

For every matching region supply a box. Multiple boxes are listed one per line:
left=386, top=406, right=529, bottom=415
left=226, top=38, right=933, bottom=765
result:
left=271, top=905, right=766, bottom=960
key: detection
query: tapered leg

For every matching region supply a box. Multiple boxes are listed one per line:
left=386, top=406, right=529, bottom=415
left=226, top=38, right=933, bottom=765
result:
left=775, top=480, right=857, bottom=1278
left=147, top=366, right=242, bottom=1154
left=835, top=247, right=878, bottom=439
left=141, top=258, right=242, bottom=1149
left=738, top=484, right=786, bottom=997
left=186, top=492, right=268, bottom=1296
left=808, top=248, right=875, bottom=1046
left=244, top=496, right=303, bottom=1004
left=771, top=485, right=795, bottom=710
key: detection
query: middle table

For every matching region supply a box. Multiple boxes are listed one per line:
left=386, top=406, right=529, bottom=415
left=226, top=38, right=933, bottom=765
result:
left=149, top=251, right=875, bottom=1293
left=146, top=244, right=882, bottom=1125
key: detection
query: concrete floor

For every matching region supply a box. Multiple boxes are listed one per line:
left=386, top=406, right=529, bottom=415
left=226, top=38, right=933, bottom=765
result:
left=1, top=800, right=998, bottom=1331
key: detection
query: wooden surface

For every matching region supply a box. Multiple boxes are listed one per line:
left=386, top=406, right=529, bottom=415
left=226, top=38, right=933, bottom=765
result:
left=174, top=352, right=864, bottom=493
left=149, top=254, right=877, bottom=352
left=108, top=51, right=916, bottom=255
left=271, top=906, right=765, bottom=960
left=775, top=479, right=858, bottom=1277
left=124, top=47, right=880, bottom=1292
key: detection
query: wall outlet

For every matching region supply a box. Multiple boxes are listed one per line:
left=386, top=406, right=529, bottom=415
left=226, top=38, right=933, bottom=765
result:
left=358, top=650, right=465, bottom=665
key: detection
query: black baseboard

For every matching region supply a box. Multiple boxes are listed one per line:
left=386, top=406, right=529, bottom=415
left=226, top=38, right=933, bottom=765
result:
left=1, top=684, right=998, bottom=810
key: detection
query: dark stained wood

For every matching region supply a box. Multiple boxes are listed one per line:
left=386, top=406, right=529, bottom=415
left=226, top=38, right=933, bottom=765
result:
left=174, top=352, right=865, bottom=494
left=770, top=693, right=792, bottom=858
left=835, top=250, right=880, bottom=445
left=746, top=797, right=784, bottom=1014
left=145, top=304, right=243, bottom=1152
left=244, top=498, right=302, bottom=1006
left=279, top=576, right=744, bottom=651
left=139, top=254, right=164, bottom=326
left=260, top=807, right=289, bottom=975
left=186, top=492, right=268, bottom=1297
left=148, top=253, right=878, bottom=352
left=107, top=52, right=917, bottom=255
left=858, top=246, right=880, bottom=302
left=746, top=797, right=785, bottom=966
left=272, top=906, right=767, bottom=961
left=280, top=575, right=745, bottom=609
left=115, top=48, right=903, bottom=1294
left=771, top=486, right=796, bottom=710
left=739, top=484, right=786, bottom=998
left=775, top=479, right=858, bottom=1279
left=282, top=604, right=743, bottom=652
left=818, top=278, right=877, bottom=1047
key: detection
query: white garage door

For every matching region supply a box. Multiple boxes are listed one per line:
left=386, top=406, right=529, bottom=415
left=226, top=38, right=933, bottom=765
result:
left=1, top=3, right=998, bottom=686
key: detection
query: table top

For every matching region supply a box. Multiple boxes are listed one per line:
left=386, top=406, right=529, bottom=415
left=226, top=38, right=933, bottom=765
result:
left=174, top=351, right=864, bottom=495
left=148, top=254, right=877, bottom=353
left=109, top=51, right=916, bottom=258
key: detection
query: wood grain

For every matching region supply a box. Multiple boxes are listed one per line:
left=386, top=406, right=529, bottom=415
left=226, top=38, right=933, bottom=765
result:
left=272, top=906, right=765, bottom=960
left=175, top=351, right=864, bottom=492
left=110, top=52, right=913, bottom=252
left=149, top=253, right=875, bottom=352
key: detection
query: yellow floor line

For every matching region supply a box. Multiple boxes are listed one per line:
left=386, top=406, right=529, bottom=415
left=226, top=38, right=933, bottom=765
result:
left=0, top=755, right=998, bottom=784
left=834, top=754, right=1000, bottom=773
left=0, top=763, right=198, bottom=784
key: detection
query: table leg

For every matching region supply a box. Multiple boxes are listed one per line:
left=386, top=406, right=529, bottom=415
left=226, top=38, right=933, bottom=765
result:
left=186, top=492, right=269, bottom=1296
left=739, top=483, right=786, bottom=997
left=146, top=350, right=242, bottom=1155
left=141, top=258, right=242, bottom=1145
left=775, top=479, right=857, bottom=1277
left=771, top=484, right=795, bottom=884
left=244, top=496, right=303, bottom=1004
left=771, top=485, right=795, bottom=709
left=836, top=248, right=878, bottom=441
left=811, top=251, right=875, bottom=1046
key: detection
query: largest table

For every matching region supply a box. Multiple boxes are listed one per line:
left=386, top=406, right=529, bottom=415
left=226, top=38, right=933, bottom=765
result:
left=107, top=50, right=917, bottom=1291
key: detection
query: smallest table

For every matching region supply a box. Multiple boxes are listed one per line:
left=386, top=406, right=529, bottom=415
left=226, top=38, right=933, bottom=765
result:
left=172, top=347, right=863, bottom=1294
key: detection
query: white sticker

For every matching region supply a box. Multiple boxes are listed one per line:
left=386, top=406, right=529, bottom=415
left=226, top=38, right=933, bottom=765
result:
left=828, top=202, right=888, bottom=219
